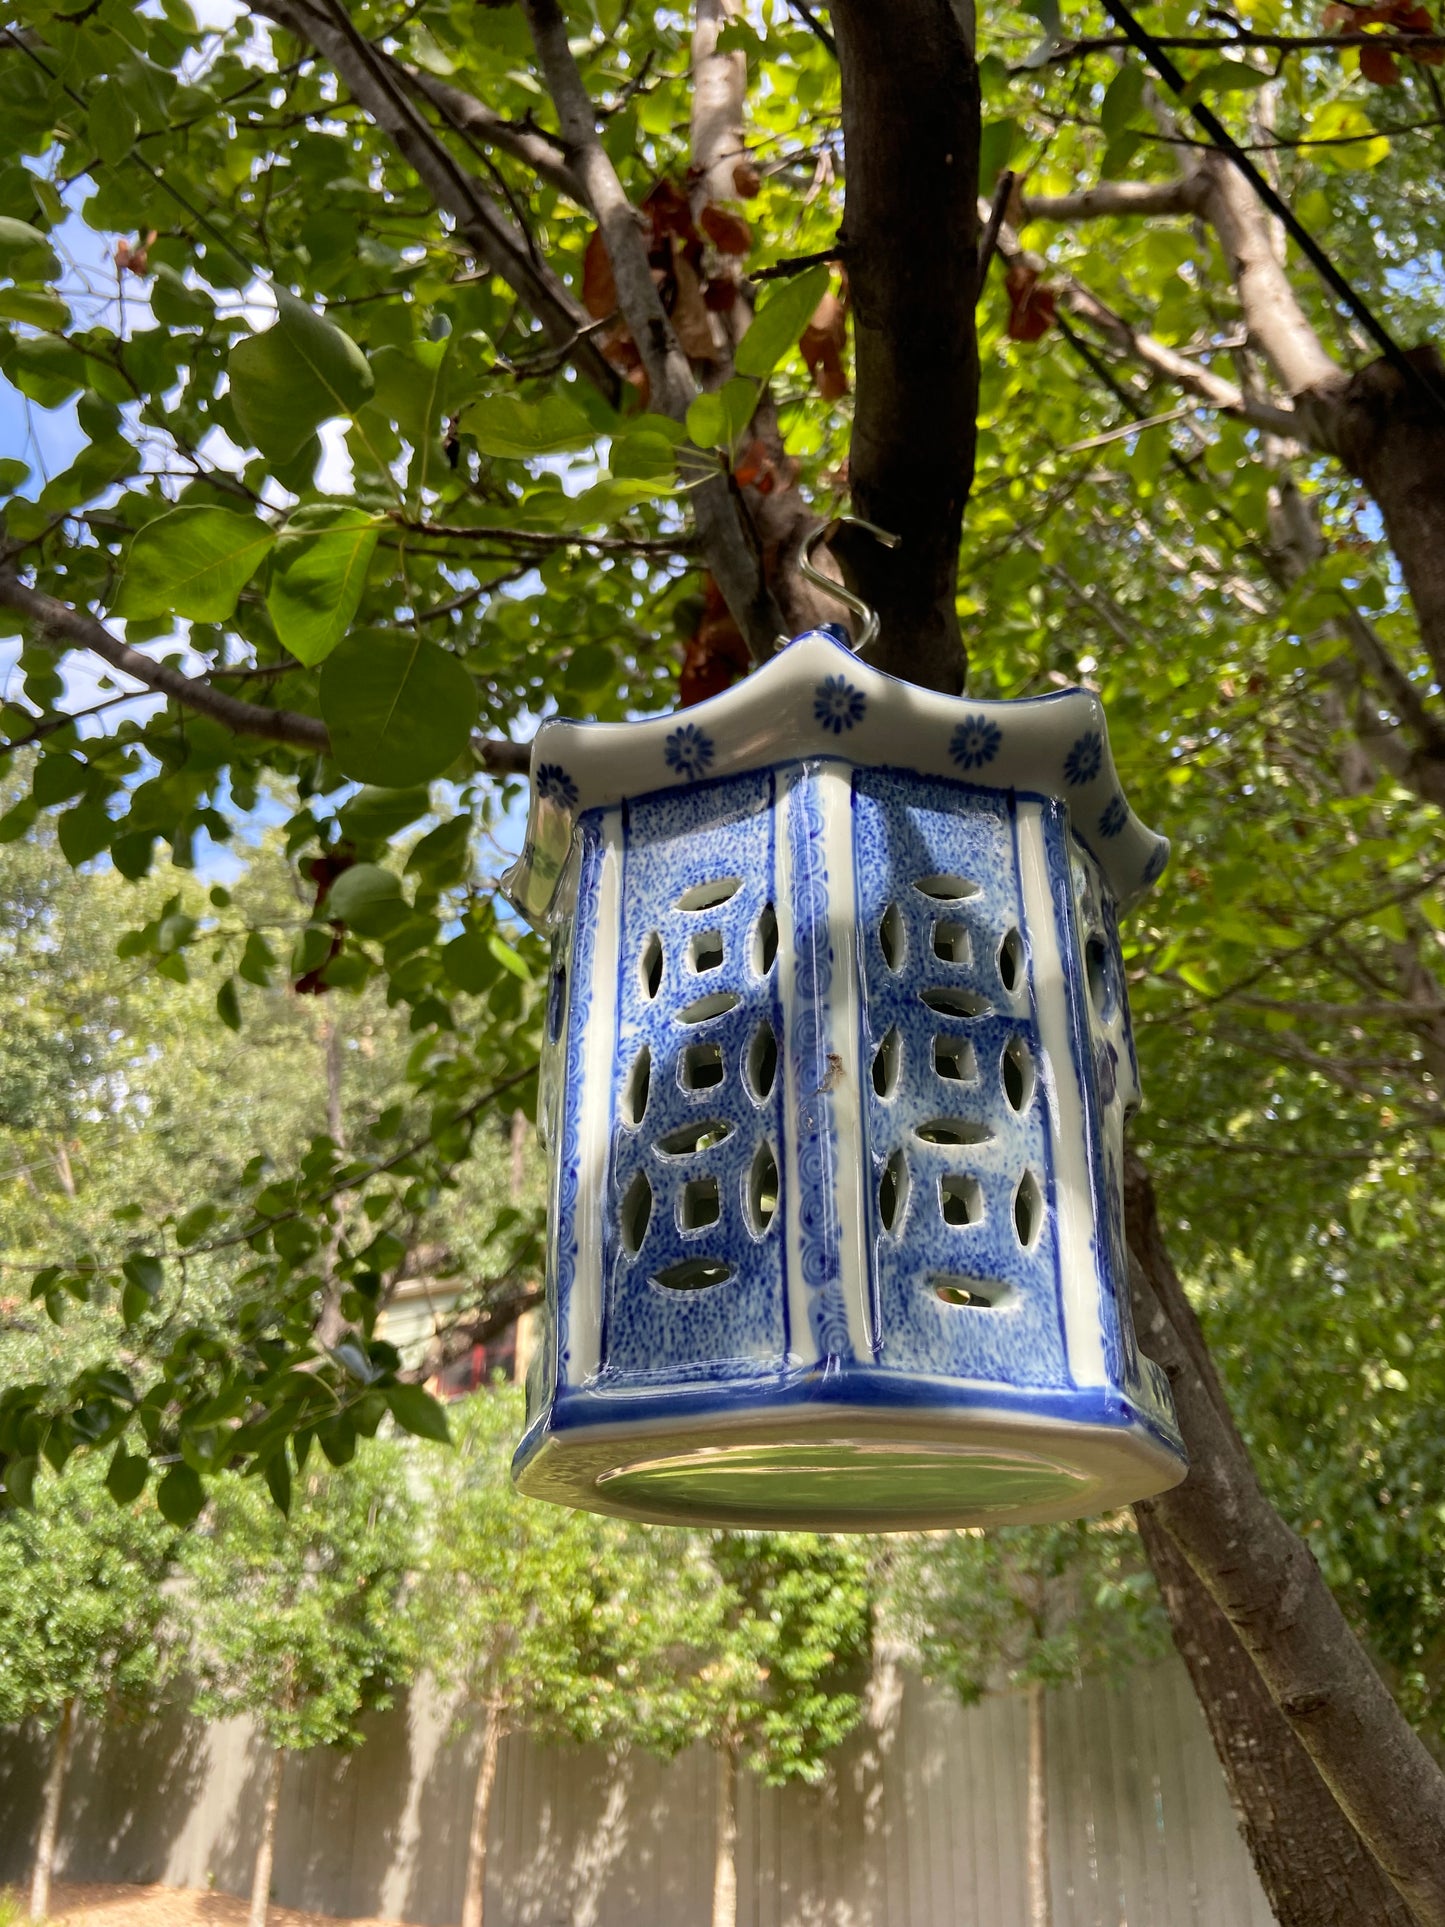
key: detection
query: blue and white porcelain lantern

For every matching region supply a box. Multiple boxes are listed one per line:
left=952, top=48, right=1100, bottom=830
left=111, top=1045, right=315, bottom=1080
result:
left=503, top=628, right=1185, bottom=1530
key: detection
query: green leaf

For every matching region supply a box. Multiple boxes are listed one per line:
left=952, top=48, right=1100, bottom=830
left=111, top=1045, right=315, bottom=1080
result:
left=1307, top=102, right=1389, bottom=170
left=229, top=290, right=375, bottom=463
left=0, top=217, right=60, bottom=284
left=441, top=929, right=497, bottom=993
left=263, top=1450, right=291, bottom=1515
left=106, top=1443, right=149, bottom=1504
left=33, top=752, right=91, bottom=807
left=734, top=265, right=830, bottom=381
left=0, top=457, right=31, bottom=493
left=0, top=288, right=69, bottom=329
left=385, top=1381, right=451, bottom=1443
left=320, top=629, right=478, bottom=786
left=4, top=1453, right=37, bottom=1509
left=339, top=786, right=432, bottom=843
left=487, top=932, right=531, bottom=981
left=369, top=336, right=456, bottom=504
left=460, top=391, right=597, bottom=458
left=157, top=1462, right=205, bottom=1527
left=1181, top=61, right=1274, bottom=105
left=176, top=1203, right=218, bottom=1246
left=89, top=79, right=140, bottom=166
left=326, top=862, right=406, bottom=935
left=57, top=802, right=113, bottom=867
left=266, top=505, right=379, bottom=667
left=114, top=507, right=276, bottom=621
left=123, top=1253, right=164, bottom=1299
left=216, top=976, right=242, bottom=1032
left=1101, top=65, right=1144, bottom=138
left=686, top=390, right=729, bottom=449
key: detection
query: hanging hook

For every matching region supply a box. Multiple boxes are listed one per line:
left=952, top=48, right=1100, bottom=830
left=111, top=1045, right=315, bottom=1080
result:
left=789, top=516, right=901, bottom=656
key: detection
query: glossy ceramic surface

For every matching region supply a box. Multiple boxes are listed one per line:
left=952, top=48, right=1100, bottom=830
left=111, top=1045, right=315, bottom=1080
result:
left=504, top=630, right=1186, bottom=1530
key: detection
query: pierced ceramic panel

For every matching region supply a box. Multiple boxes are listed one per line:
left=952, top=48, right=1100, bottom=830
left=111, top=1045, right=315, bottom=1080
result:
left=506, top=629, right=1185, bottom=1531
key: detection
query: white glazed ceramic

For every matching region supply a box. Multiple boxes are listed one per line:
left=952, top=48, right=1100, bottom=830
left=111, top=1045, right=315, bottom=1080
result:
left=502, top=629, right=1185, bottom=1530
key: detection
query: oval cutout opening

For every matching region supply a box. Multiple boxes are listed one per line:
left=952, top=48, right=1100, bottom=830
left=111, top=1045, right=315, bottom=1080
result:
left=619, top=1168, right=652, bottom=1256
left=545, top=964, right=567, bottom=1045
left=932, top=920, right=972, bottom=966
left=934, top=1036, right=977, bottom=1083
left=933, top=1275, right=1013, bottom=1309
left=921, top=987, right=992, bottom=1019
left=679, top=1175, right=721, bottom=1231
left=871, top=1026, right=902, bottom=1100
left=1002, top=1036, right=1035, bottom=1113
left=1086, top=935, right=1118, bottom=1023
left=677, top=877, right=742, bottom=912
left=748, top=1139, right=779, bottom=1235
left=1013, top=1169, right=1044, bottom=1249
left=879, top=1147, right=910, bottom=1233
left=653, top=1256, right=734, bottom=1291
left=878, top=901, right=906, bottom=972
left=746, top=1021, right=778, bottom=1103
left=999, top=927, right=1026, bottom=997
left=656, top=1117, right=734, bottom=1157
left=916, top=874, right=980, bottom=902
left=622, top=1045, right=651, bottom=1126
left=640, top=931, right=663, bottom=1000
left=689, top=929, right=725, bottom=974
left=680, top=1041, right=724, bottom=1091
left=939, top=1174, right=983, bottom=1227
left=752, top=902, right=778, bottom=977
left=677, top=991, right=741, bottom=1026
left=916, top=1118, right=993, bottom=1146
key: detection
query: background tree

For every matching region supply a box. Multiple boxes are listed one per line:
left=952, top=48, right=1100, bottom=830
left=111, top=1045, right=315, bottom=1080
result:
left=416, top=1386, right=689, bottom=1927
left=178, top=1443, right=418, bottom=1927
left=0, top=1451, right=176, bottom=1920
left=658, top=1531, right=873, bottom=1927
left=0, top=0, right=1442, bottom=1917
left=885, top=1520, right=1170, bottom=1927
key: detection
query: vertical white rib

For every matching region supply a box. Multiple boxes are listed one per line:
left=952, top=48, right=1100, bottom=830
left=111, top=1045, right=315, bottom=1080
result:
left=566, top=811, right=622, bottom=1385
left=776, top=774, right=818, bottom=1367
left=816, top=761, right=872, bottom=1359
left=1017, top=803, right=1108, bottom=1388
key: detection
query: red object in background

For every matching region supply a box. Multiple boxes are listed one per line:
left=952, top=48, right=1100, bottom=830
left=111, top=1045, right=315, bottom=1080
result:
left=1004, top=262, right=1057, bottom=343
left=680, top=577, right=752, bottom=707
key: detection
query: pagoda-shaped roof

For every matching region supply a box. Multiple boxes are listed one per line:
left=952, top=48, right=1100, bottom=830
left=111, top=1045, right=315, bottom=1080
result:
left=504, top=628, right=1167, bottom=924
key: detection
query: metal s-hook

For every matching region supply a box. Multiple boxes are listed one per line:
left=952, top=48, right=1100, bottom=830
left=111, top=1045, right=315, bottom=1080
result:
left=790, top=516, right=900, bottom=655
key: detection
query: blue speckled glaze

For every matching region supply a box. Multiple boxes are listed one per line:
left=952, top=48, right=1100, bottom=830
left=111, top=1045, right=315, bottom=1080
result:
left=599, top=771, right=788, bottom=1382
left=854, top=774, right=1068, bottom=1388
left=511, top=627, right=1185, bottom=1525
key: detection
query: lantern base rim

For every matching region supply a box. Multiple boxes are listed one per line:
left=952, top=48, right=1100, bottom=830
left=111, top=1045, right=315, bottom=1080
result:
left=512, top=1392, right=1185, bottom=1531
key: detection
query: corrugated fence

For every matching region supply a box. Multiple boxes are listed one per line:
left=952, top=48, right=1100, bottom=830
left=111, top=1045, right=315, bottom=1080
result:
left=0, top=1658, right=1274, bottom=1926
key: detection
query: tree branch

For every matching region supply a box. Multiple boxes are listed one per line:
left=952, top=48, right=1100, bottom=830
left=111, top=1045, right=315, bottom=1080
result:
left=252, top=0, right=621, bottom=400
left=520, top=0, right=786, bottom=659
left=1020, top=175, right=1206, bottom=223
left=829, top=0, right=982, bottom=693
left=0, top=572, right=329, bottom=753
left=398, top=66, right=585, bottom=203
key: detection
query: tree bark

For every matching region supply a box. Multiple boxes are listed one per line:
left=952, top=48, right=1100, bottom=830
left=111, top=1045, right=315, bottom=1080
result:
left=1125, top=1151, right=1445, bottom=1927
left=248, top=1744, right=285, bottom=1927
left=29, top=1695, right=75, bottom=1921
left=460, top=1700, right=503, bottom=1927
left=1026, top=1680, right=1051, bottom=1927
left=711, top=1742, right=739, bottom=1927
left=829, top=0, right=981, bottom=691
left=1137, top=1509, right=1417, bottom=1927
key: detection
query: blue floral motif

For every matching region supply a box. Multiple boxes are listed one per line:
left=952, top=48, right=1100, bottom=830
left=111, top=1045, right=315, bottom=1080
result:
left=1142, top=839, right=1169, bottom=886
left=949, top=714, right=1003, bottom=772
left=1099, top=795, right=1128, bottom=839
left=1064, top=730, right=1103, bottom=787
left=664, top=723, right=715, bottom=782
left=813, top=675, right=867, bottom=734
left=536, top=761, right=579, bottom=808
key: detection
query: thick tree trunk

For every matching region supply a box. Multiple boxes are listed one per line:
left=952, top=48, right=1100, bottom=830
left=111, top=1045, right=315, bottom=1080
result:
left=29, top=1696, right=75, bottom=1921
left=1026, top=1681, right=1051, bottom=1927
left=461, top=1701, right=503, bottom=1927
left=248, top=1745, right=285, bottom=1927
left=1125, top=1151, right=1445, bottom=1927
left=829, top=0, right=980, bottom=691
left=1328, top=348, right=1445, bottom=691
left=1137, top=1510, right=1417, bottom=1927
left=711, top=1743, right=739, bottom=1927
